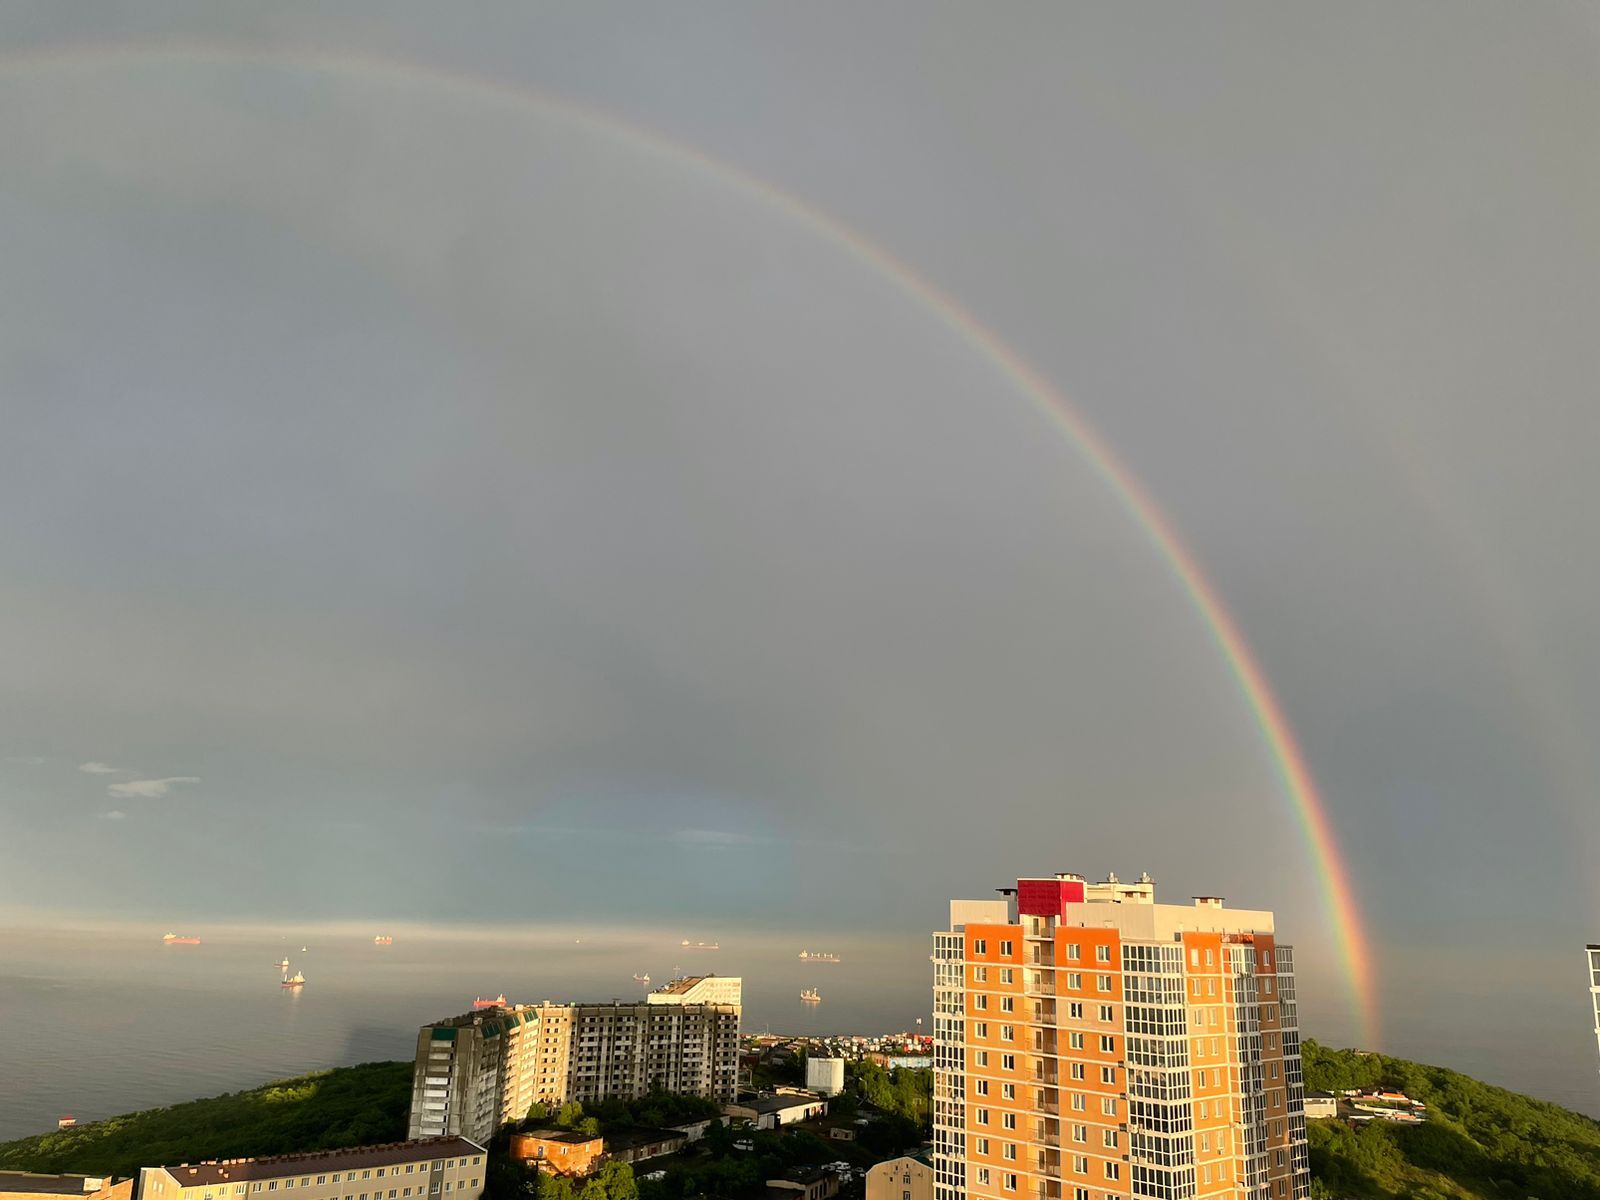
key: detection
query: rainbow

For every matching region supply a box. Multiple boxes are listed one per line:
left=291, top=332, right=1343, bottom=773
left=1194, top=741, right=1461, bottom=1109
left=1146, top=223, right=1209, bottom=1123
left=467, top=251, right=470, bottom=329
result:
left=0, top=41, right=1378, bottom=1045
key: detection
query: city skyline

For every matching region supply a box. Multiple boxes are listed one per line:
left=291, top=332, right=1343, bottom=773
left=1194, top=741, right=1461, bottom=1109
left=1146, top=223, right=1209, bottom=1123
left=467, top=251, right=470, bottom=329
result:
left=2, top=0, right=1599, bottom=1113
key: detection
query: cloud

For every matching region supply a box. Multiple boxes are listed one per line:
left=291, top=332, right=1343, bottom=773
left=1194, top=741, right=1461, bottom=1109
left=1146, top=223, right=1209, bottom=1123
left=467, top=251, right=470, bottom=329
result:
left=107, top=776, right=200, bottom=799
left=669, top=828, right=761, bottom=850
left=79, top=761, right=129, bottom=775
left=99, top=810, right=127, bottom=820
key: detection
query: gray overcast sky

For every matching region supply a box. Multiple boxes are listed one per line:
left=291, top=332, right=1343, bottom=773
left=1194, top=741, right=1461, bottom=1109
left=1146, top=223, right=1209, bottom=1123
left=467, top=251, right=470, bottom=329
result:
left=2, top=1, right=1598, bottom=1080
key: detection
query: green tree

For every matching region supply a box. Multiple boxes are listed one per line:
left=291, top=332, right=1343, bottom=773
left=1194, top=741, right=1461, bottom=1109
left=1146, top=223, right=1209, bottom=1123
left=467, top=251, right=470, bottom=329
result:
left=553, top=1102, right=586, bottom=1131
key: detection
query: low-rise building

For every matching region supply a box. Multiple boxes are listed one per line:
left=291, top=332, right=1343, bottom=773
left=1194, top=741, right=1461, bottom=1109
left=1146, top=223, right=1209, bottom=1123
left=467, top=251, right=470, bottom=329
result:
left=766, top=1167, right=839, bottom=1200
left=0, top=1176, right=130, bottom=1200
left=865, top=1157, right=932, bottom=1200
left=601, top=1128, right=688, bottom=1165
left=138, top=1139, right=486, bottom=1200
left=508, top=1132, right=603, bottom=1178
left=726, top=1091, right=828, bottom=1130
left=1304, top=1091, right=1339, bottom=1119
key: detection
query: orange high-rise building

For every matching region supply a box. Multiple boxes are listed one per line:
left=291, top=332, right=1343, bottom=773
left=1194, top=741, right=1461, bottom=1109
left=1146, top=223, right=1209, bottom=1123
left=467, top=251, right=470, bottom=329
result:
left=933, top=873, right=1309, bottom=1200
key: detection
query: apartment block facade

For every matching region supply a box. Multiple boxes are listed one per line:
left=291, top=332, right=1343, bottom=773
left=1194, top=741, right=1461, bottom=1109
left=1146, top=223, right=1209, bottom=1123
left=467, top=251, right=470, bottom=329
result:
left=409, top=978, right=740, bottom=1142
left=139, top=1139, right=486, bottom=1200
left=934, top=874, right=1308, bottom=1200
left=1588, top=945, right=1600, bottom=1069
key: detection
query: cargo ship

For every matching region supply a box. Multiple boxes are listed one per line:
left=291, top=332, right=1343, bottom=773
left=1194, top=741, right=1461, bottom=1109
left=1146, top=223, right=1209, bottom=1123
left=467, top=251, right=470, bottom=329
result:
left=472, top=993, right=508, bottom=1010
left=162, top=932, right=201, bottom=945
left=373, top=935, right=394, bottom=946
left=633, top=973, right=651, bottom=984
left=680, top=940, right=720, bottom=950
left=797, top=951, right=840, bottom=963
left=800, top=988, right=821, bottom=1003
left=275, top=957, right=290, bottom=970
left=281, top=964, right=305, bottom=989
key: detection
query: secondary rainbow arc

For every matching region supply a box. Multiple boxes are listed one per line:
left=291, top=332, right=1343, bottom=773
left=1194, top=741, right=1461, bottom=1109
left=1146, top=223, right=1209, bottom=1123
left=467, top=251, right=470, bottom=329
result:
left=0, top=40, right=1379, bottom=1047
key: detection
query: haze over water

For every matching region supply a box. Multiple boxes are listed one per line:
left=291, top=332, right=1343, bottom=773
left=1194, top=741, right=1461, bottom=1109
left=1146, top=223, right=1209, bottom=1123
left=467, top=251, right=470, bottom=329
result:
left=3, top=920, right=1596, bottom=1143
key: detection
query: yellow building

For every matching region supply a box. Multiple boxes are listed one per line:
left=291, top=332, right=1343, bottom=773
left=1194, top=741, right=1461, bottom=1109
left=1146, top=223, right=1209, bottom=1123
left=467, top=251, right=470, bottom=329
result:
left=867, top=1157, right=933, bottom=1200
left=139, top=1137, right=486, bottom=1200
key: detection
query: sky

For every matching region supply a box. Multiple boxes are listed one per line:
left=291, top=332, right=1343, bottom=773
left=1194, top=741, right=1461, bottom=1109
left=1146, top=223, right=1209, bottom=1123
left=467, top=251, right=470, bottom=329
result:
left=1, top=2, right=1599, bottom=1076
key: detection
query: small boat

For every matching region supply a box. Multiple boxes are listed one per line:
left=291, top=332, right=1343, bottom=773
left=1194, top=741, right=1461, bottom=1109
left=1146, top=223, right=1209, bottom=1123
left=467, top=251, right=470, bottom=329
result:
left=373, top=935, right=393, bottom=946
left=800, top=988, right=821, bottom=1003
left=57, top=1116, right=76, bottom=1130
left=300, top=946, right=308, bottom=952
left=162, top=932, right=201, bottom=945
left=798, top=951, right=840, bottom=963
left=472, top=993, right=508, bottom=1010
left=275, top=958, right=290, bottom=970
left=633, top=973, right=651, bottom=984
left=680, top=940, right=720, bottom=950
left=281, top=964, right=305, bottom=989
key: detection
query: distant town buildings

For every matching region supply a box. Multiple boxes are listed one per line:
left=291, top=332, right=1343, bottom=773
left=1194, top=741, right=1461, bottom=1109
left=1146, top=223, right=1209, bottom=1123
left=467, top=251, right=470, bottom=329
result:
left=138, top=1139, right=485, bottom=1200
left=805, top=1057, right=846, bottom=1096
left=933, top=871, right=1311, bottom=1200
left=865, top=1157, right=932, bottom=1200
left=409, top=978, right=740, bottom=1142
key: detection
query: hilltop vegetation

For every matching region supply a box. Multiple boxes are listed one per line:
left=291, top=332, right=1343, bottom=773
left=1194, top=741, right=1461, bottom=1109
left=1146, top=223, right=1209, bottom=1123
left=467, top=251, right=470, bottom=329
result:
left=0, top=1061, right=411, bottom=1178
left=5, top=1042, right=1599, bottom=1200
left=1303, top=1040, right=1600, bottom=1200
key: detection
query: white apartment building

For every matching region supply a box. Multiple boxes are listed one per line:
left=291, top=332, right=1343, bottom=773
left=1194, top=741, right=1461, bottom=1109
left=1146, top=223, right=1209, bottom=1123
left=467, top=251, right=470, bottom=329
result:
left=409, top=979, right=740, bottom=1142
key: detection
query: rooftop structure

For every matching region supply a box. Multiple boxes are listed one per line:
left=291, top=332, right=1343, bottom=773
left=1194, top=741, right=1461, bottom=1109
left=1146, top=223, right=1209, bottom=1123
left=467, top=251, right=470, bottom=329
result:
left=648, top=975, right=743, bottom=1006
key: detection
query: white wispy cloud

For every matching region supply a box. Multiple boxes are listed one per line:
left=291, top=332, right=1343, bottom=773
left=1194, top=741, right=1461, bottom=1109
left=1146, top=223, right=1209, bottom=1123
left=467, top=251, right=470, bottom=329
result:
left=99, top=810, right=127, bottom=820
left=107, top=776, right=200, bottom=799
left=669, top=828, right=761, bottom=849
left=79, top=761, right=129, bottom=775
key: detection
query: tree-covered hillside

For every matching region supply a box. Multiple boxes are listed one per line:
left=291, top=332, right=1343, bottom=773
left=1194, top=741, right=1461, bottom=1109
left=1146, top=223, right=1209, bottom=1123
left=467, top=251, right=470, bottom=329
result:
left=1303, top=1040, right=1600, bottom=1200
left=0, top=1061, right=411, bottom=1178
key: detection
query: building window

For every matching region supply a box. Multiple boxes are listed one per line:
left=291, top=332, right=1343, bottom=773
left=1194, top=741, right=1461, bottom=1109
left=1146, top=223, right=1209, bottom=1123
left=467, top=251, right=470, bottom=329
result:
left=1002, top=1113, right=1016, bottom=1130
left=999, top=941, right=1013, bottom=957
left=1071, top=1093, right=1086, bottom=1112
left=1099, top=1036, right=1114, bottom=1052
left=1001, top=1053, right=1015, bottom=1070
left=1070, top=1032, right=1084, bottom=1050
left=1096, top=975, right=1111, bottom=992
left=1000, top=996, right=1014, bottom=1013
left=975, top=1080, right=989, bottom=1096
left=1002, top=1174, right=1016, bottom=1192
left=1095, top=945, right=1110, bottom=963
left=1100, top=1066, right=1115, bottom=1084
left=1067, top=944, right=1081, bottom=961
left=1069, top=1002, right=1083, bottom=1019
left=1071, top=1063, right=1085, bottom=1080
left=1102, top=1129, right=1118, bottom=1149
left=1098, top=1005, right=1113, bottom=1022
left=1104, top=1163, right=1120, bottom=1181
left=973, top=995, right=987, bottom=1011
left=973, top=940, right=987, bottom=955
